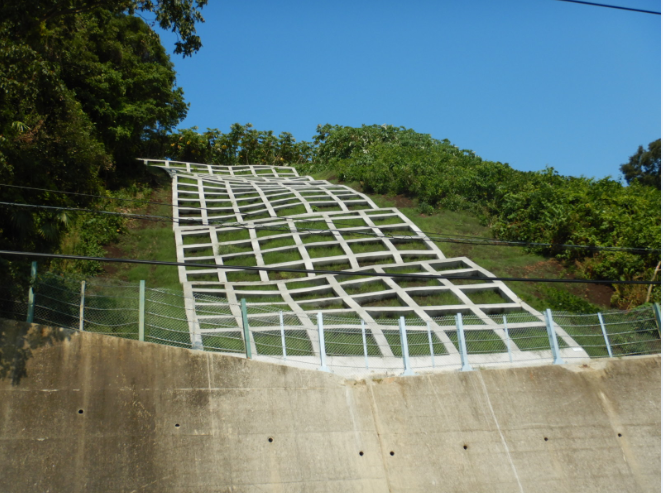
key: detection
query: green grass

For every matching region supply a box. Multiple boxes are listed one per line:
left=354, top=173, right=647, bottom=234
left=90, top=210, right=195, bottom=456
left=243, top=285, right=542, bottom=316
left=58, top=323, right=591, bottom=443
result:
left=300, top=299, right=346, bottom=310
left=307, top=245, right=345, bottom=258
left=226, top=270, right=262, bottom=282
left=218, top=243, right=254, bottom=256
left=186, top=247, right=214, bottom=257
left=358, top=296, right=403, bottom=308
left=393, top=241, right=430, bottom=251
left=370, top=215, right=403, bottom=226
left=290, top=289, right=336, bottom=301
left=276, top=205, right=307, bottom=217
left=309, top=175, right=610, bottom=312
left=343, top=281, right=389, bottom=295
left=358, top=256, right=393, bottom=267
left=383, top=265, right=423, bottom=274
left=260, top=237, right=297, bottom=249
left=182, top=233, right=211, bottom=245
left=507, top=327, right=569, bottom=352
left=333, top=218, right=366, bottom=228
left=233, top=284, right=280, bottom=291
left=342, top=229, right=374, bottom=240
left=311, top=204, right=343, bottom=212
left=202, top=332, right=244, bottom=353
left=445, top=330, right=508, bottom=354
left=349, top=241, right=389, bottom=254
left=262, top=249, right=302, bottom=264
left=268, top=270, right=307, bottom=281
left=256, top=225, right=290, bottom=238
left=217, top=229, right=251, bottom=242
left=324, top=329, right=382, bottom=356
left=296, top=220, right=329, bottom=231
left=314, top=261, right=352, bottom=271
left=409, top=291, right=462, bottom=306
left=254, top=330, right=314, bottom=356
left=465, top=289, right=507, bottom=304
left=240, top=294, right=285, bottom=303
left=394, top=277, right=440, bottom=288
left=223, top=254, right=257, bottom=267
left=286, top=279, right=327, bottom=289
left=382, top=329, right=448, bottom=356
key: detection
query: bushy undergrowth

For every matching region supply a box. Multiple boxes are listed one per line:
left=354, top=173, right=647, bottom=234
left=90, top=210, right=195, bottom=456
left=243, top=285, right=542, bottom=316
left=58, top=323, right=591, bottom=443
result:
left=303, top=124, right=661, bottom=308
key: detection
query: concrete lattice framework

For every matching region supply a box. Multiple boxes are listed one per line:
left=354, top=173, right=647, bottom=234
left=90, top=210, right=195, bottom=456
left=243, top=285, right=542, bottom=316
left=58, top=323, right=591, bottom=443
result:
left=145, top=159, right=583, bottom=370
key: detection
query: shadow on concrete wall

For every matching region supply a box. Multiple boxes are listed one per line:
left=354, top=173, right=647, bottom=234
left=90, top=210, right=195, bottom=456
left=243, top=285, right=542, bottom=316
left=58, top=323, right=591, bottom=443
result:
left=0, top=319, right=69, bottom=385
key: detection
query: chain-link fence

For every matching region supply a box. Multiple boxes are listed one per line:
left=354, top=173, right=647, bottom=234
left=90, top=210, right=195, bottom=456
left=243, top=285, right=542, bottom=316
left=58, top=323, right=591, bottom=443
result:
left=1, top=272, right=660, bottom=375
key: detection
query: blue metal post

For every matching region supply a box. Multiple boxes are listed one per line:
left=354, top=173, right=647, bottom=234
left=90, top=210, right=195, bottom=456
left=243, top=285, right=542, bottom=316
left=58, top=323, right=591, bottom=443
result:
left=279, top=311, right=287, bottom=360
left=138, top=280, right=146, bottom=342
left=79, top=281, right=86, bottom=331
left=503, top=315, right=513, bottom=363
left=597, top=312, right=612, bottom=358
left=545, top=309, right=565, bottom=365
left=26, top=261, right=37, bottom=324
left=455, top=313, right=473, bottom=372
left=426, top=321, right=435, bottom=368
left=399, top=317, right=415, bottom=376
left=654, top=303, right=661, bottom=338
left=241, top=298, right=252, bottom=359
left=317, top=312, right=330, bottom=372
left=361, top=320, right=369, bottom=369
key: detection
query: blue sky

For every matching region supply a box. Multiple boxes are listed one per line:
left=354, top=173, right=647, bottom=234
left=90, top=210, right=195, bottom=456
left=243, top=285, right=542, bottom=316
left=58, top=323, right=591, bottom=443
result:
left=156, top=0, right=660, bottom=179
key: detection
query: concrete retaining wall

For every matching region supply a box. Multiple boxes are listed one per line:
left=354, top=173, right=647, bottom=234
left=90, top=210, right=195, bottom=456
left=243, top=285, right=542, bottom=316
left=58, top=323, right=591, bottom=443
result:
left=1, top=319, right=660, bottom=492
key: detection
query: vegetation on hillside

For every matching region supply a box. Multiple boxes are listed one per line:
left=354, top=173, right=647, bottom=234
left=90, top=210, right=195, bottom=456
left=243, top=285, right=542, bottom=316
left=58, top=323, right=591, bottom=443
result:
left=303, top=125, right=661, bottom=308
left=0, top=0, right=206, bottom=289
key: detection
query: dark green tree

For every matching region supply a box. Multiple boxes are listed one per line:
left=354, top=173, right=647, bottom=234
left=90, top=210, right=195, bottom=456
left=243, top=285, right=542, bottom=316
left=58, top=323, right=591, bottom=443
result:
left=620, top=139, right=661, bottom=190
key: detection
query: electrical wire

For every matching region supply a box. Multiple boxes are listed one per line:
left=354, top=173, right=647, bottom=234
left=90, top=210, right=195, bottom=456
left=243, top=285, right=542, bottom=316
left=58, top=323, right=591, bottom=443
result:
left=0, top=249, right=659, bottom=285
left=555, top=0, right=661, bottom=14
left=0, top=200, right=658, bottom=254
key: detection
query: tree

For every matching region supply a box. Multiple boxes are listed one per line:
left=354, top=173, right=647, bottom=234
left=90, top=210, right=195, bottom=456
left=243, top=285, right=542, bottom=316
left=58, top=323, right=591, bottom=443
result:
left=620, top=139, right=661, bottom=190
left=0, top=0, right=206, bottom=287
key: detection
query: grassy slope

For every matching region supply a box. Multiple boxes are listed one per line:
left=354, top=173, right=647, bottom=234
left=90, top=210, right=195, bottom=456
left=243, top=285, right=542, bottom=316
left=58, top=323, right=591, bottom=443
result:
left=90, top=167, right=612, bottom=312
left=311, top=170, right=613, bottom=312
left=101, top=169, right=182, bottom=292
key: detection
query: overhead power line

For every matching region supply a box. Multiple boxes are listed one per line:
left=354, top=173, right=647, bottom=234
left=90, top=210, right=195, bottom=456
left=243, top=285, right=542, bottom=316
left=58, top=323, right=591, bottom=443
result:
left=0, top=250, right=659, bottom=285
left=555, top=0, right=661, bottom=14
left=0, top=200, right=659, bottom=254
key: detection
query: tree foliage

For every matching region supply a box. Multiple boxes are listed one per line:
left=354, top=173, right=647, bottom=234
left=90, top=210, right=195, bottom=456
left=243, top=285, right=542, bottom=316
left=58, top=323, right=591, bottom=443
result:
left=163, top=124, right=316, bottom=166
left=0, top=0, right=203, bottom=286
left=620, top=138, right=661, bottom=190
left=308, top=125, right=661, bottom=307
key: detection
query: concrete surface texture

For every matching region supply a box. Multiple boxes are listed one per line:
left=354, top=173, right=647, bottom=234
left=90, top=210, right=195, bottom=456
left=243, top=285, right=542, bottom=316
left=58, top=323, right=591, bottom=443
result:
left=1, top=318, right=660, bottom=492
left=141, top=159, right=586, bottom=368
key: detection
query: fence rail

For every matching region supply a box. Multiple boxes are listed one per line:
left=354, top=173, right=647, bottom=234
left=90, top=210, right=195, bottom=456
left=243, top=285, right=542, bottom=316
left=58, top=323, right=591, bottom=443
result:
left=1, top=269, right=660, bottom=376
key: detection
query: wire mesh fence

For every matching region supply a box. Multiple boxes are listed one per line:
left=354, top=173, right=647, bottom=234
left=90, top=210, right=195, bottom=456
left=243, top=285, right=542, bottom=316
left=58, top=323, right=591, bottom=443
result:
left=1, top=272, right=660, bottom=374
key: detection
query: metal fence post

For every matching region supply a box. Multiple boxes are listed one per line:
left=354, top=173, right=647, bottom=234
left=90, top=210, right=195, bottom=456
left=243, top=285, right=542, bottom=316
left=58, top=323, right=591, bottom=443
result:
left=361, top=320, right=369, bottom=369
left=455, top=313, right=473, bottom=372
left=654, top=303, right=661, bottom=338
left=26, top=261, right=37, bottom=324
left=317, top=312, right=330, bottom=372
left=597, top=312, right=612, bottom=358
left=545, top=309, right=564, bottom=365
left=241, top=298, right=252, bottom=359
left=399, top=317, right=415, bottom=376
left=426, top=321, right=435, bottom=368
left=138, top=280, right=146, bottom=342
left=279, top=311, right=286, bottom=359
left=503, top=315, right=512, bottom=363
left=79, top=281, right=86, bottom=331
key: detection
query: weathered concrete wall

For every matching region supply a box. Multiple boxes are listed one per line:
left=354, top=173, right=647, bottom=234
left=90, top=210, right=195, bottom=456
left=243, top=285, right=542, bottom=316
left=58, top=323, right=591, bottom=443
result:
left=0, top=319, right=660, bottom=492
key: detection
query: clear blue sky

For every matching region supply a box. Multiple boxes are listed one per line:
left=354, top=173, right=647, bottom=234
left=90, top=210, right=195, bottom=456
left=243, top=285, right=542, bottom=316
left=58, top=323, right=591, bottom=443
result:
left=156, top=0, right=660, bottom=179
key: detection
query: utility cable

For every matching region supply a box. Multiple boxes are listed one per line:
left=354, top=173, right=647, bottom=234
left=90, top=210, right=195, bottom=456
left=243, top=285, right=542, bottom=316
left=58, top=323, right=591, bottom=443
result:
left=555, top=0, right=661, bottom=14
left=0, top=200, right=658, bottom=254
left=0, top=249, right=659, bottom=285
